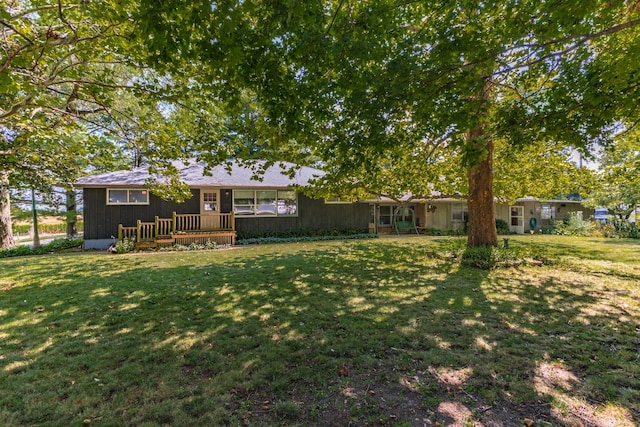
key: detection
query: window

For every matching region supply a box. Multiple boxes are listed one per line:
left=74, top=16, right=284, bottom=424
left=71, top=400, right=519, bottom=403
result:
left=256, top=190, right=277, bottom=215
left=277, top=190, right=297, bottom=215
left=451, top=203, right=468, bottom=222
left=107, top=189, right=149, bottom=205
left=541, top=203, right=556, bottom=220
left=203, top=191, right=218, bottom=212
left=510, top=206, right=523, bottom=226
left=233, top=190, right=255, bottom=215
left=379, top=206, right=392, bottom=225
left=233, top=190, right=297, bottom=216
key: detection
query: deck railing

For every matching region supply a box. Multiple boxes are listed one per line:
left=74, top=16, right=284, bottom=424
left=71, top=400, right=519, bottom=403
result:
left=173, top=212, right=235, bottom=232
left=118, top=225, right=137, bottom=242
left=118, top=212, right=236, bottom=247
left=137, top=220, right=156, bottom=243
left=155, top=217, right=173, bottom=237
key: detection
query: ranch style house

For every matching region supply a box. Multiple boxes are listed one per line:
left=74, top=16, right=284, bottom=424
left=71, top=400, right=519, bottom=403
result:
left=75, top=159, right=593, bottom=249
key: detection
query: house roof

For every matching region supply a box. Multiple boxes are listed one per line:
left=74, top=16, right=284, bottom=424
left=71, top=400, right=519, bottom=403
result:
left=75, top=159, right=323, bottom=188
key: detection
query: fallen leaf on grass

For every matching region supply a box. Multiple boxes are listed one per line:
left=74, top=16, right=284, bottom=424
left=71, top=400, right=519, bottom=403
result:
left=338, top=365, right=349, bottom=376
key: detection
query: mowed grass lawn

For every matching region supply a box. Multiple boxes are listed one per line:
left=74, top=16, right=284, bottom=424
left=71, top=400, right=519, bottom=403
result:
left=1, top=236, right=639, bottom=426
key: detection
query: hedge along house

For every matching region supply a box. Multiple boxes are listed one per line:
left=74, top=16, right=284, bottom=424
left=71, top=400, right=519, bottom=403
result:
left=76, top=159, right=370, bottom=249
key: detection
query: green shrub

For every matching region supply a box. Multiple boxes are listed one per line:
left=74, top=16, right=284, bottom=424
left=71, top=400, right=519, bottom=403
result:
left=423, top=228, right=466, bottom=236
left=35, top=238, right=84, bottom=254
left=0, top=245, right=33, bottom=258
left=553, top=212, right=593, bottom=236
left=612, top=220, right=639, bottom=239
left=0, top=238, right=83, bottom=258
left=591, top=222, right=617, bottom=238
left=495, top=219, right=510, bottom=235
left=461, top=246, right=515, bottom=269
left=427, top=238, right=554, bottom=270
left=114, top=238, right=135, bottom=254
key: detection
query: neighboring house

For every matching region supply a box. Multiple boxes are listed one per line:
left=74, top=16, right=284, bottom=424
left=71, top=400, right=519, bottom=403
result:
left=514, top=197, right=595, bottom=233
left=368, top=197, right=594, bottom=235
left=76, top=159, right=595, bottom=249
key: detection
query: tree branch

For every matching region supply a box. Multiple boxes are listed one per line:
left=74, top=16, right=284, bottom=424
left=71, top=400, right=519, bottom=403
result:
left=326, top=0, right=346, bottom=35
left=452, top=18, right=640, bottom=78
left=0, top=95, right=35, bottom=120
left=57, top=0, right=77, bottom=35
left=0, top=41, right=33, bottom=74
left=9, top=4, right=60, bottom=20
left=0, top=19, right=35, bottom=44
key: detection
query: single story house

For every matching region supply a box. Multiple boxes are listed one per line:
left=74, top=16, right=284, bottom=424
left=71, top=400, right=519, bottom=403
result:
left=75, top=159, right=594, bottom=249
left=76, top=160, right=370, bottom=249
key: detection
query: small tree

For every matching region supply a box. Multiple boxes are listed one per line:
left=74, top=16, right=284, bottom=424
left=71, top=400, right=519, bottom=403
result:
left=586, top=128, right=640, bottom=228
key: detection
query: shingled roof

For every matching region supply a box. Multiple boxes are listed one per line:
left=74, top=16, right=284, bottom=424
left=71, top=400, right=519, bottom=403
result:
left=75, top=159, right=323, bottom=188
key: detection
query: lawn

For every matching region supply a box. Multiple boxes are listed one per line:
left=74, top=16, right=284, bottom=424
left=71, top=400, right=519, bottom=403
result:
left=1, top=236, right=639, bottom=426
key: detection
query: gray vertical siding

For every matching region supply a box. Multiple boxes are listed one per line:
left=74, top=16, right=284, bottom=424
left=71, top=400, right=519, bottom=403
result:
left=83, top=188, right=370, bottom=240
left=84, top=186, right=595, bottom=241
left=234, top=194, right=370, bottom=234
left=82, top=188, right=200, bottom=239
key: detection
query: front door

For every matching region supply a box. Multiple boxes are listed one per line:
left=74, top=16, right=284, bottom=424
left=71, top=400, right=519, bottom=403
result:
left=201, top=189, right=221, bottom=229
left=510, top=206, right=524, bottom=234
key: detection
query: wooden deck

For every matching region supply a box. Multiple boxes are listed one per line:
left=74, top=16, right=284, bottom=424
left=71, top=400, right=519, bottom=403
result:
left=118, top=212, right=236, bottom=249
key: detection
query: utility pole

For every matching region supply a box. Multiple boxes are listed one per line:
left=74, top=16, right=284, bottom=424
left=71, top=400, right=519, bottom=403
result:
left=31, top=187, right=40, bottom=248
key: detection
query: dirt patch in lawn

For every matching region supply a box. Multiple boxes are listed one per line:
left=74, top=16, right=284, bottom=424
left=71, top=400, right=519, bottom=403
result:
left=234, top=361, right=637, bottom=426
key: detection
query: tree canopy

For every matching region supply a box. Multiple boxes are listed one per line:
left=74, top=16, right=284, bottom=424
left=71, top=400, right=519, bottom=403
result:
left=0, top=1, right=230, bottom=247
left=131, top=0, right=640, bottom=246
left=2, top=1, right=638, bottom=248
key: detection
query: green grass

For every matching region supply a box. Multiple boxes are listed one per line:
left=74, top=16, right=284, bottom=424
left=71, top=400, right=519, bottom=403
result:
left=1, top=235, right=639, bottom=426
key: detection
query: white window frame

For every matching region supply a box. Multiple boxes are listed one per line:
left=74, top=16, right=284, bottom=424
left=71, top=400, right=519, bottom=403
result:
left=233, top=189, right=298, bottom=217
left=201, top=189, right=219, bottom=213
left=106, top=188, right=149, bottom=205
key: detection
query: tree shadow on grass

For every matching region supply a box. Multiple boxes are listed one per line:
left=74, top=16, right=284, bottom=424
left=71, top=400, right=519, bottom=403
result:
left=0, top=240, right=639, bottom=426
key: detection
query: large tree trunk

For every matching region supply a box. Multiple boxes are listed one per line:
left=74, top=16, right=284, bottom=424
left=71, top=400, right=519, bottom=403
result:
left=0, top=172, right=15, bottom=249
left=466, top=135, right=498, bottom=247
left=66, top=189, right=78, bottom=238
left=465, top=76, right=498, bottom=248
